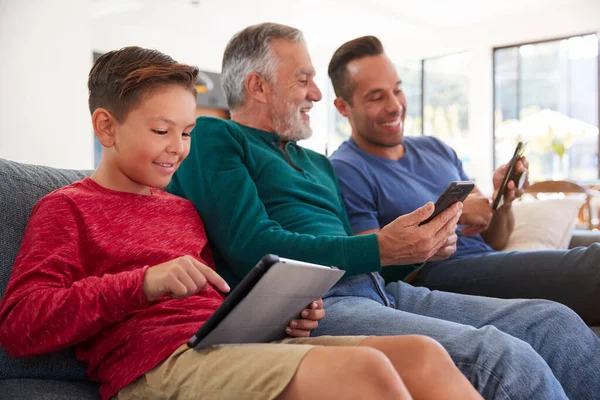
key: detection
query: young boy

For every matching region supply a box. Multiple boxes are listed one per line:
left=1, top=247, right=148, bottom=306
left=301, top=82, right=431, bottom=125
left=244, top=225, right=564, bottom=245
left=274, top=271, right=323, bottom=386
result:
left=0, top=46, right=480, bottom=400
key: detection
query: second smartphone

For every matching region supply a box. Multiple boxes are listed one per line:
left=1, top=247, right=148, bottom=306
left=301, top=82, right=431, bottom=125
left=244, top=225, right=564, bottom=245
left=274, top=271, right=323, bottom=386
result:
left=419, top=181, right=475, bottom=226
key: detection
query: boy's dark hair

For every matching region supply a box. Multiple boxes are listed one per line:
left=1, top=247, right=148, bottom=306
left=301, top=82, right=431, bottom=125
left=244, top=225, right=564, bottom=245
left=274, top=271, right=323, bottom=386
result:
left=88, top=46, right=199, bottom=122
left=328, top=36, right=384, bottom=103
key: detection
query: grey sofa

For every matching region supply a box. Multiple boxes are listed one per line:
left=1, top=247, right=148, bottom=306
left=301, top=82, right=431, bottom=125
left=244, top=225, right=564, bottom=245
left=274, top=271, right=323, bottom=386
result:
left=1, top=157, right=600, bottom=399
left=0, top=158, right=99, bottom=400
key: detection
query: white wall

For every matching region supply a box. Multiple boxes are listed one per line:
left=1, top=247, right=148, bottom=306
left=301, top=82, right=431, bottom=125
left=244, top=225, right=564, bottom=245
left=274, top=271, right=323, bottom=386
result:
left=0, top=0, right=93, bottom=169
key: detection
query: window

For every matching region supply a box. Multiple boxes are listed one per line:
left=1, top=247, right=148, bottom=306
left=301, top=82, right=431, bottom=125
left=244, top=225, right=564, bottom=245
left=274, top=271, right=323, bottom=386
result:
left=494, top=34, right=599, bottom=181
left=397, top=60, right=423, bottom=137
left=326, top=53, right=473, bottom=172
left=423, top=53, right=474, bottom=175
left=328, top=82, right=351, bottom=155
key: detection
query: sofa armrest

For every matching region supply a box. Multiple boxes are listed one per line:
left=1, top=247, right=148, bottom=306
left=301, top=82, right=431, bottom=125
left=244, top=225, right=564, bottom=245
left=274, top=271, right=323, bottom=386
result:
left=569, top=230, right=600, bottom=248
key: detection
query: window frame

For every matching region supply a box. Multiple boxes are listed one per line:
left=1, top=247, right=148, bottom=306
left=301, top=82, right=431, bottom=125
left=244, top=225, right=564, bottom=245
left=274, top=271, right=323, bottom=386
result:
left=492, top=32, right=600, bottom=179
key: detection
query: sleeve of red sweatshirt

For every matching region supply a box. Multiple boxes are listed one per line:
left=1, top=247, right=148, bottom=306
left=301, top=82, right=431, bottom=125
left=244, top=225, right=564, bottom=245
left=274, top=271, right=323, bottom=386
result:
left=0, top=193, right=151, bottom=358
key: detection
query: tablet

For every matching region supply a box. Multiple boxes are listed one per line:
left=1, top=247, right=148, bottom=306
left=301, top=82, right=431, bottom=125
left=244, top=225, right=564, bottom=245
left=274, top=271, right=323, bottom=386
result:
left=187, top=254, right=345, bottom=349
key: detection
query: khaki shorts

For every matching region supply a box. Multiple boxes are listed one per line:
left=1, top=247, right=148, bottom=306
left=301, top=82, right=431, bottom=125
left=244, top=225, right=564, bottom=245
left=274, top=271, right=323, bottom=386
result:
left=116, top=335, right=367, bottom=400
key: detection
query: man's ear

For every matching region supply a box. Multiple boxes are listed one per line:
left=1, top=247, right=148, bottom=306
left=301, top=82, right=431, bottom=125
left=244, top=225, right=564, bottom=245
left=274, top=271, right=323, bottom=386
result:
left=245, top=72, right=269, bottom=104
left=92, top=108, right=117, bottom=148
left=334, top=97, right=351, bottom=118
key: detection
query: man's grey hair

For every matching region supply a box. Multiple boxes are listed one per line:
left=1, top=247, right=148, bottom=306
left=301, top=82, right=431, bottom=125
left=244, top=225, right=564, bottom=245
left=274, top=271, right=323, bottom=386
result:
left=221, top=23, right=305, bottom=110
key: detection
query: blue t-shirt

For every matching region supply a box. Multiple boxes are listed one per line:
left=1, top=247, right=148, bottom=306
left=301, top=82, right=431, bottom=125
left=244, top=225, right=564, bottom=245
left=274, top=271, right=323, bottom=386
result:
left=330, top=136, right=494, bottom=260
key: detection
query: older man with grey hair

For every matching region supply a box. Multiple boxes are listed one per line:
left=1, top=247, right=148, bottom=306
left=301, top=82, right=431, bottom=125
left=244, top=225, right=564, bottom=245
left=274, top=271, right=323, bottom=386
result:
left=170, top=22, right=600, bottom=400
left=220, top=23, right=316, bottom=143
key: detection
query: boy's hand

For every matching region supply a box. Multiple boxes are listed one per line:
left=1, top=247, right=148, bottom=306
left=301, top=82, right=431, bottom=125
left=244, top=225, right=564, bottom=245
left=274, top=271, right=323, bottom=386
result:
left=143, top=256, right=230, bottom=302
left=285, top=299, right=325, bottom=337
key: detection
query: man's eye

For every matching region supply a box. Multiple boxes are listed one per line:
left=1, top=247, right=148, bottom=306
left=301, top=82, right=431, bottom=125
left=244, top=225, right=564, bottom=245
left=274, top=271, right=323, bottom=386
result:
left=182, top=132, right=192, bottom=138
left=299, top=80, right=308, bottom=85
left=152, top=129, right=168, bottom=135
left=371, top=97, right=382, bottom=102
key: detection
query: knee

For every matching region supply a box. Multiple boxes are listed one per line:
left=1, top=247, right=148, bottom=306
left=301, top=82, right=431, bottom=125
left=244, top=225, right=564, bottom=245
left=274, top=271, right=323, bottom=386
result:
left=542, top=300, right=581, bottom=324
left=523, top=300, right=585, bottom=335
left=407, top=335, right=451, bottom=358
left=351, top=347, right=406, bottom=394
left=354, top=347, right=397, bottom=378
left=402, top=335, right=456, bottom=379
left=477, top=325, right=544, bottom=368
left=468, top=327, right=564, bottom=399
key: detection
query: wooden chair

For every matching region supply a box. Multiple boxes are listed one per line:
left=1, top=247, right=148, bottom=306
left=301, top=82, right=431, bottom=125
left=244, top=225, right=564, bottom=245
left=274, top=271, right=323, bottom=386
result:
left=524, top=180, right=598, bottom=230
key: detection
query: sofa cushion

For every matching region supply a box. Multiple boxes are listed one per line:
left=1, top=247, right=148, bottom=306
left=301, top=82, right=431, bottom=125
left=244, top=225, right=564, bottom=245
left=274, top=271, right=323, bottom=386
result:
left=569, top=229, right=600, bottom=248
left=503, top=197, right=585, bottom=252
left=0, top=378, right=100, bottom=400
left=0, top=158, right=91, bottom=381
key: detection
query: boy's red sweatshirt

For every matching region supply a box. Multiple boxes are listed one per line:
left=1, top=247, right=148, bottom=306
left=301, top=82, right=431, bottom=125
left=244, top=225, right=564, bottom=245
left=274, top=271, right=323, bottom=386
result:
left=0, top=178, right=224, bottom=399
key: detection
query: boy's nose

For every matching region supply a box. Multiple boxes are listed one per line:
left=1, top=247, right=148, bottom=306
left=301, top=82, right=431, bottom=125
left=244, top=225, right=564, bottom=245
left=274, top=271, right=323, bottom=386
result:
left=168, top=137, right=185, bottom=154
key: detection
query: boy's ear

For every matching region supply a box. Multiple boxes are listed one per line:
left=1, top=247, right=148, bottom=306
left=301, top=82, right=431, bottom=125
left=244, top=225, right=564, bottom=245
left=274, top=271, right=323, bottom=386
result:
left=245, top=72, right=269, bottom=104
left=92, top=108, right=117, bottom=147
left=334, top=97, right=351, bottom=118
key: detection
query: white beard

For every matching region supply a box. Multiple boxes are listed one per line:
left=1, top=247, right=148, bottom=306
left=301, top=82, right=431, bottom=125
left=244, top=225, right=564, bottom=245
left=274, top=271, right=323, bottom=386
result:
left=272, top=100, right=313, bottom=142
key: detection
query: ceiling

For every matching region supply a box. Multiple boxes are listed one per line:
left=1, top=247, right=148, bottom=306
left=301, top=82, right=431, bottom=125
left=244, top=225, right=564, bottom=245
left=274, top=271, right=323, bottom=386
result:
left=91, top=0, right=584, bottom=27
left=90, top=0, right=600, bottom=71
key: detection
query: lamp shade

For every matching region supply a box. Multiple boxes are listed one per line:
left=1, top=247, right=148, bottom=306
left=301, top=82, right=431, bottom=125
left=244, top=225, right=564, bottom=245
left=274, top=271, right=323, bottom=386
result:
left=196, top=71, right=214, bottom=93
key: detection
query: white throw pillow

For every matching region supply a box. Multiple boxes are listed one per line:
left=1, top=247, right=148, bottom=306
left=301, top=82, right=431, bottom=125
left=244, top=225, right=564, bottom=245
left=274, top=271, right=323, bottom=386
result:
left=503, top=197, right=586, bottom=251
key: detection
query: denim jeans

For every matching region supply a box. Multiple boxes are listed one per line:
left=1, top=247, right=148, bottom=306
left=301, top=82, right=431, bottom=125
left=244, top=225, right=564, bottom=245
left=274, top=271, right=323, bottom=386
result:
left=414, top=243, right=600, bottom=324
left=314, top=273, right=600, bottom=399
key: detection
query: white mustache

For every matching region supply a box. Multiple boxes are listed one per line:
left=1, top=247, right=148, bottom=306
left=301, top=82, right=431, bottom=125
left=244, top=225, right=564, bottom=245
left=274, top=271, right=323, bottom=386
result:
left=298, top=102, right=313, bottom=111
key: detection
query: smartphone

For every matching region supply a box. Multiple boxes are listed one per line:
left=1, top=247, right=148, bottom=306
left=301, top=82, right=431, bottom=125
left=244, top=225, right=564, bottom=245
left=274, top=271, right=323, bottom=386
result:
left=418, top=181, right=475, bottom=226
left=492, top=141, right=528, bottom=211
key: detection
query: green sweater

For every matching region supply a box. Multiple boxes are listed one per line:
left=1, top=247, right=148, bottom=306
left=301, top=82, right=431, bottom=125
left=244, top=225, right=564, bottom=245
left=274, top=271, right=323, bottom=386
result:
left=169, top=116, right=381, bottom=288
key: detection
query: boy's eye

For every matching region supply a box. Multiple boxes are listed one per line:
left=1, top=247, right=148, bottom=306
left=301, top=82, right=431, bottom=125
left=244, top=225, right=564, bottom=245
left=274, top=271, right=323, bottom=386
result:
left=152, top=129, right=168, bottom=135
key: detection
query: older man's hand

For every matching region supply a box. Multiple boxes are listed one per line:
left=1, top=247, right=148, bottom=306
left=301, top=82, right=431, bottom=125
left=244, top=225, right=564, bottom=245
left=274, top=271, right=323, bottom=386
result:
left=377, top=202, right=462, bottom=266
left=428, top=232, right=459, bottom=261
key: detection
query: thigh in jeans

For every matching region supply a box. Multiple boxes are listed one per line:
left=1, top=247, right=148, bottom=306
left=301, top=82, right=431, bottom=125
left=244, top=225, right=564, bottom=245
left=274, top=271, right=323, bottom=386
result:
left=386, top=279, right=600, bottom=400
left=313, top=294, right=567, bottom=400
left=415, top=245, right=600, bottom=324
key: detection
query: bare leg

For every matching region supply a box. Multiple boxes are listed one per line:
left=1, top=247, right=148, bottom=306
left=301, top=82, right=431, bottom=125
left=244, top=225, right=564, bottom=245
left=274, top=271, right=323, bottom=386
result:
left=278, top=345, right=412, bottom=400
left=362, top=335, right=482, bottom=400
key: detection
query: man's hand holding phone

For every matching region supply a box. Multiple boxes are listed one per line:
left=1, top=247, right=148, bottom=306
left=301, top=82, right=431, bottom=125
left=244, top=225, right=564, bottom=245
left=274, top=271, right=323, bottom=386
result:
left=377, top=202, right=462, bottom=265
left=459, top=193, right=493, bottom=237
left=422, top=181, right=474, bottom=260
left=418, top=181, right=474, bottom=226
left=427, top=232, right=459, bottom=261
left=377, top=183, right=472, bottom=266
left=492, top=141, right=530, bottom=210
left=492, top=156, right=530, bottom=209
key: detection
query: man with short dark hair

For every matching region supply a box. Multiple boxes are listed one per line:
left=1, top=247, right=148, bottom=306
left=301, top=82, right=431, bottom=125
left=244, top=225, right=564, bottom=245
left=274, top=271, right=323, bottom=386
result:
left=328, top=35, right=600, bottom=327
